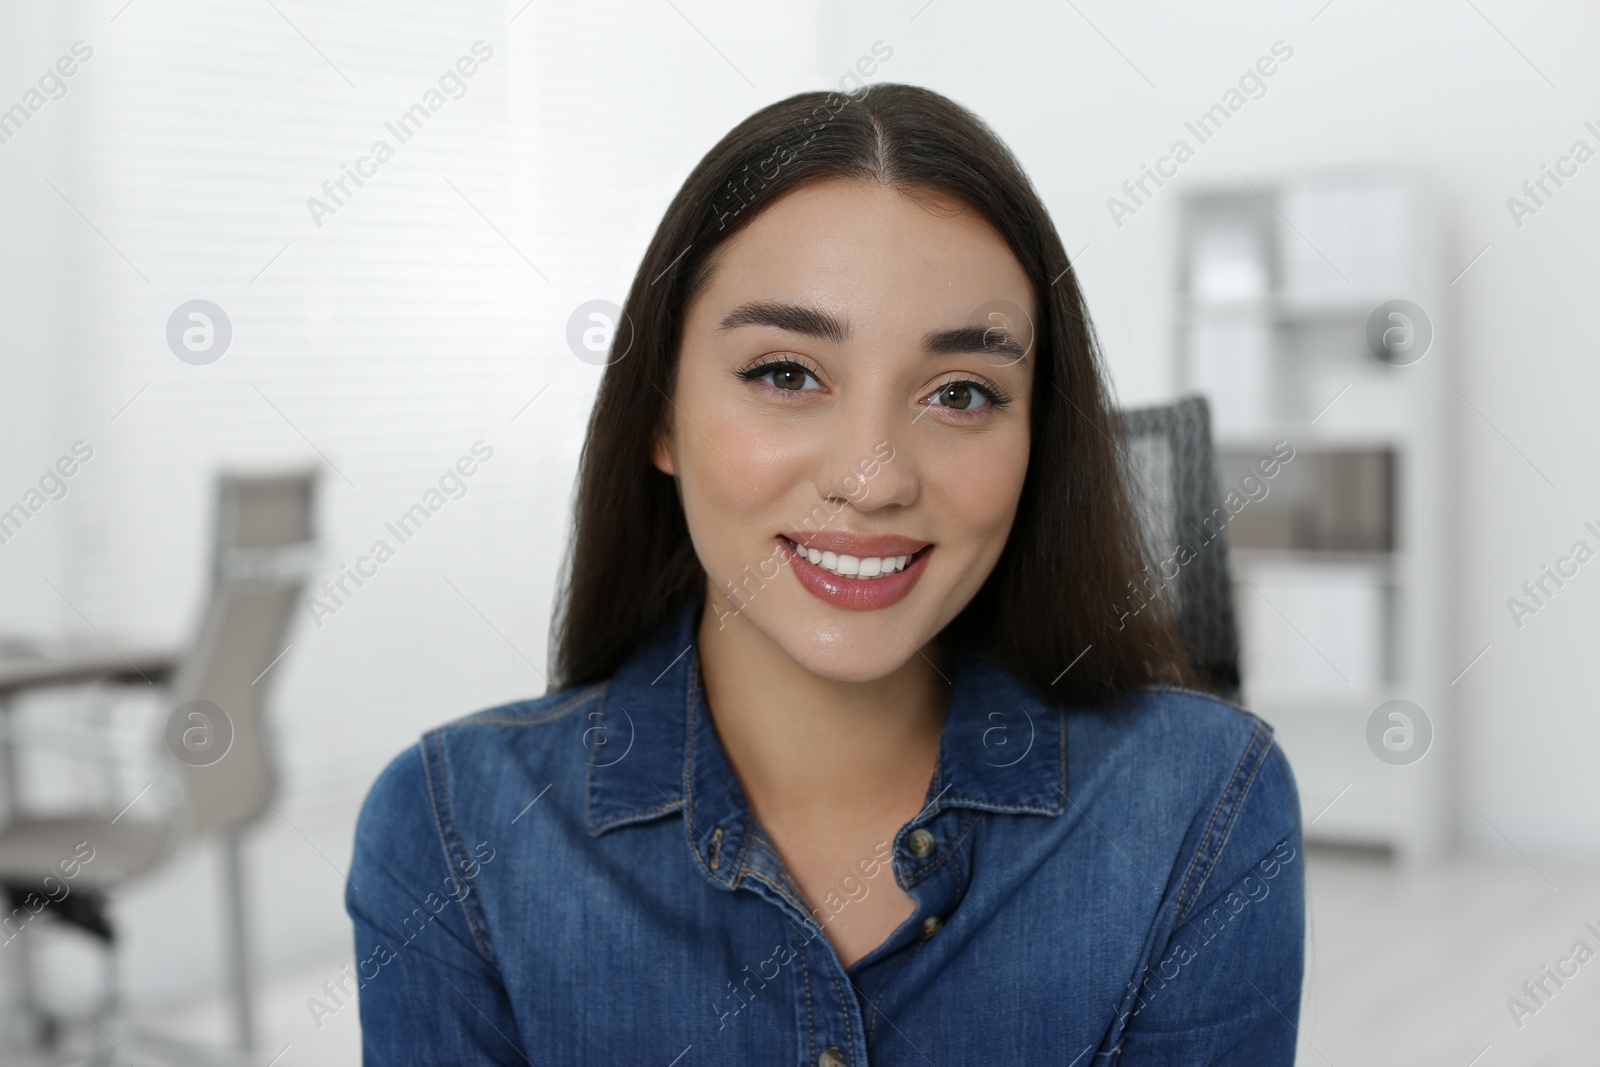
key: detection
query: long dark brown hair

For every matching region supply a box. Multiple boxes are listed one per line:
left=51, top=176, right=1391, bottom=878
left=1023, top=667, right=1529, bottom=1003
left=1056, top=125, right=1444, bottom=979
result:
left=549, top=83, right=1196, bottom=706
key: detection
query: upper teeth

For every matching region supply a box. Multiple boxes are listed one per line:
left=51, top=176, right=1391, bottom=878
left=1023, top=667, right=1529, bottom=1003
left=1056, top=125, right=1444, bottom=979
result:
left=790, top=539, right=914, bottom=578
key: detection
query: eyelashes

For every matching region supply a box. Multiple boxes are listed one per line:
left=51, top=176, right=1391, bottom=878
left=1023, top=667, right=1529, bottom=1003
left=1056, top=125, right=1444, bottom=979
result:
left=735, top=357, right=825, bottom=393
left=734, top=357, right=1014, bottom=415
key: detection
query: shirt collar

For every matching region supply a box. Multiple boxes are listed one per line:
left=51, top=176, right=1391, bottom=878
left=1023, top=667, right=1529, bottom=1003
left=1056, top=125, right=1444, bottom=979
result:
left=586, top=590, right=1065, bottom=886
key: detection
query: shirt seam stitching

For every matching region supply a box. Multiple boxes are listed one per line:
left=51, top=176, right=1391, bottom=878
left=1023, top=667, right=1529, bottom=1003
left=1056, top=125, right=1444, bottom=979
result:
left=742, top=868, right=817, bottom=928
left=683, top=654, right=740, bottom=888
left=1145, top=682, right=1254, bottom=716
left=934, top=797, right=1058, bottom=815
left=1172, top=717, right=1274, bottom=926
left=451, top=683, right=607, bottom=729
left=1170, top=724, right=1255, bottom=918
left=799, top=940, right=817, bottom=1066
left=418, top=729, right=497, bottom=967
left=590, top=799, right=684, bottom=835
left=822, top=958, right=857, bottom=1065
left=1197, top=726, right=1274, bottom=909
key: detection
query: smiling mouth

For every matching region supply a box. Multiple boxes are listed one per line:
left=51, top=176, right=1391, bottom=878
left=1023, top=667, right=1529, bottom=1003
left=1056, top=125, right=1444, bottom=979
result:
left=779, top=535, right=933, bottom=580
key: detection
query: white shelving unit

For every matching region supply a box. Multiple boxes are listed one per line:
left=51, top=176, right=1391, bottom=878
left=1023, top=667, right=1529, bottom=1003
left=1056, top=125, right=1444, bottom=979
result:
left=1173, top=170, right=1456, bottom=863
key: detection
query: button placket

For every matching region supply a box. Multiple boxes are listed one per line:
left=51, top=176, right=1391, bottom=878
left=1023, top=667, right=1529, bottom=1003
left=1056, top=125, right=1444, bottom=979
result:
left=733, top=828, right=870, bottom=1067
left=893, top=811, right=970, bottom=950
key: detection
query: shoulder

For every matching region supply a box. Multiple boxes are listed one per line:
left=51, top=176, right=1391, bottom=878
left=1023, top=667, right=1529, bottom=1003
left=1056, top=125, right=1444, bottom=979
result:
left=1062, top=685, right=1302, bottom=917
left=353, top=681, right=609, bottom=853
left=1064, top=684, right=1296, bottom=811
left=441, top=680, right=611, bottom=734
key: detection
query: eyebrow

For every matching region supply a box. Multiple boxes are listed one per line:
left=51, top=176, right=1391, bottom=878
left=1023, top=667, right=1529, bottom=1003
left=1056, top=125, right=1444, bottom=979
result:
left=717, top=300, right=1029, bottom=365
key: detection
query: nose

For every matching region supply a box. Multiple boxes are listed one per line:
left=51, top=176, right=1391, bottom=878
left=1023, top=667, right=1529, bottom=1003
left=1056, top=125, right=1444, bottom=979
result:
left=815, top=396, right=917, bottom=512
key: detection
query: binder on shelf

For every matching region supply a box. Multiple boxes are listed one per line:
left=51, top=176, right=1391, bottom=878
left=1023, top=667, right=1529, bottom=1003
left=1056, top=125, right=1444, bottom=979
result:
left=1300, top=450, right=1394, bottom=552
left=1216, top=446, right=1393, bottom=554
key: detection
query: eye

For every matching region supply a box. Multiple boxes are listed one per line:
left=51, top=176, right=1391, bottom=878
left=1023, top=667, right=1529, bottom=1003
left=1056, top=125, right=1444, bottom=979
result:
left=735, top=358, right=823, bottom=393
left=924, top=379, right=1009, bottom=414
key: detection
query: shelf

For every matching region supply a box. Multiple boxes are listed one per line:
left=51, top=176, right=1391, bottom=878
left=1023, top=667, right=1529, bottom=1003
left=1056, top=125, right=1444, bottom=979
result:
left=1232, top=547, right=1397, bottom=571
left=1213, top=427, right=1412, bottom=451
left=1173, top=169, right=1452, bottom=864
left=1177, top=295, right=1391, bottom=325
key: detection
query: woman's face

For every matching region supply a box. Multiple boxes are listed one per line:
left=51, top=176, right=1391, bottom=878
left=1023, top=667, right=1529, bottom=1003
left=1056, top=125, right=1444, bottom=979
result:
left=653, top=177, right=1035, bottom=683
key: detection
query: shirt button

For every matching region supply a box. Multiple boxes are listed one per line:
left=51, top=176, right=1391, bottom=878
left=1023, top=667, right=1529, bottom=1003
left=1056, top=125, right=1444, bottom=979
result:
left=907, top=827, right=936, bottom=858
left=919, top=915, right=944, bottom=940
left=818, top=1047, right=847, bottom=1067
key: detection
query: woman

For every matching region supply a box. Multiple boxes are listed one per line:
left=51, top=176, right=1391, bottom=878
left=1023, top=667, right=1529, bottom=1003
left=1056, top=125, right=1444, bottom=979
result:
left=346, top=83, right=1304, bottom=1065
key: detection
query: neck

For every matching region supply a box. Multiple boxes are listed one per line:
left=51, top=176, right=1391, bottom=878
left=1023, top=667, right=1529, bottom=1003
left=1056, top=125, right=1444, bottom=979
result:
left=695, top=593, right=951, bottom=834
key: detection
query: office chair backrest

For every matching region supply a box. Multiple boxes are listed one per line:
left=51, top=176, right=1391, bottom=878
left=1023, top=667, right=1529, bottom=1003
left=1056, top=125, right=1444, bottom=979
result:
left=168, top=469, right=318, bottom=836
left=1117, top=395, right=1242, bottom=703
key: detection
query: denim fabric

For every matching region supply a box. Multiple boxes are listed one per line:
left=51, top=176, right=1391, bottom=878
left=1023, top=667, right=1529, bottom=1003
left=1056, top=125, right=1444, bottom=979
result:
left=347, top=591, right=1305, bottom=1065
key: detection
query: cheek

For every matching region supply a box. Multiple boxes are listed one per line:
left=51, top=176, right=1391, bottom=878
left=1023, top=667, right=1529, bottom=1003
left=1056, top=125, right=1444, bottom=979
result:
left=908, top=424, right=1028, bottom=626
left=924, top=425, right=1029, bottom=546
left=671, top=387, right=808, bottom=571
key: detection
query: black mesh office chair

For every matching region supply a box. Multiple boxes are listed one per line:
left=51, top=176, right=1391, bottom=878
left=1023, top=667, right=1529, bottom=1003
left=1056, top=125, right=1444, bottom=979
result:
left=1117, top=394, right=1243, bottom=703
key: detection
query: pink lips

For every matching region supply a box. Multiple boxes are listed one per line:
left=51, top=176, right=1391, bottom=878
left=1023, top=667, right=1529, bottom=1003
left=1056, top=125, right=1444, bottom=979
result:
left=777, top=532, right=934, bottom=611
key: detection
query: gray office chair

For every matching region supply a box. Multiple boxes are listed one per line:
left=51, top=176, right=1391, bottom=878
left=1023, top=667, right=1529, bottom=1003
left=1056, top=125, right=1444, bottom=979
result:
left=0, top=468, right=317, bottom=1061
left=1118, top=395, right=1243, bottom=703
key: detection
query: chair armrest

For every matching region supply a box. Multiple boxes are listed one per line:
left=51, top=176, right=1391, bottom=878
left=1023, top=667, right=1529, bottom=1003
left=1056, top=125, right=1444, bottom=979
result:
left=0, top=648, right=179, bottom=701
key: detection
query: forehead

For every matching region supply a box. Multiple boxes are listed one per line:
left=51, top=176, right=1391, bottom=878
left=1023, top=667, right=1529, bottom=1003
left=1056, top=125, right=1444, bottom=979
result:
left=693, top=178, right=1035, bottom=342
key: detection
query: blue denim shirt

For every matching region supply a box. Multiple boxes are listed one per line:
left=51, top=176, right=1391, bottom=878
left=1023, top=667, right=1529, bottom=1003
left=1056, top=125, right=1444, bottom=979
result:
left=346, top=592, right=1305, bottom=1065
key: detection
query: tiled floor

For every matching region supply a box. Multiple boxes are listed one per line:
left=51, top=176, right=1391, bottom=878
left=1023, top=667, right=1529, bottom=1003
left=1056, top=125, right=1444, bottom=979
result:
left=7, top=846, right=1599, bottom=1065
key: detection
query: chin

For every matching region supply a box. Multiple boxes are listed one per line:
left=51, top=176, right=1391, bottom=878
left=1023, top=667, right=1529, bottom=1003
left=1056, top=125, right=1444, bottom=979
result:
left=759, top=597, right=935, bottom=684
left=789, top=639, right=915, bottom=684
